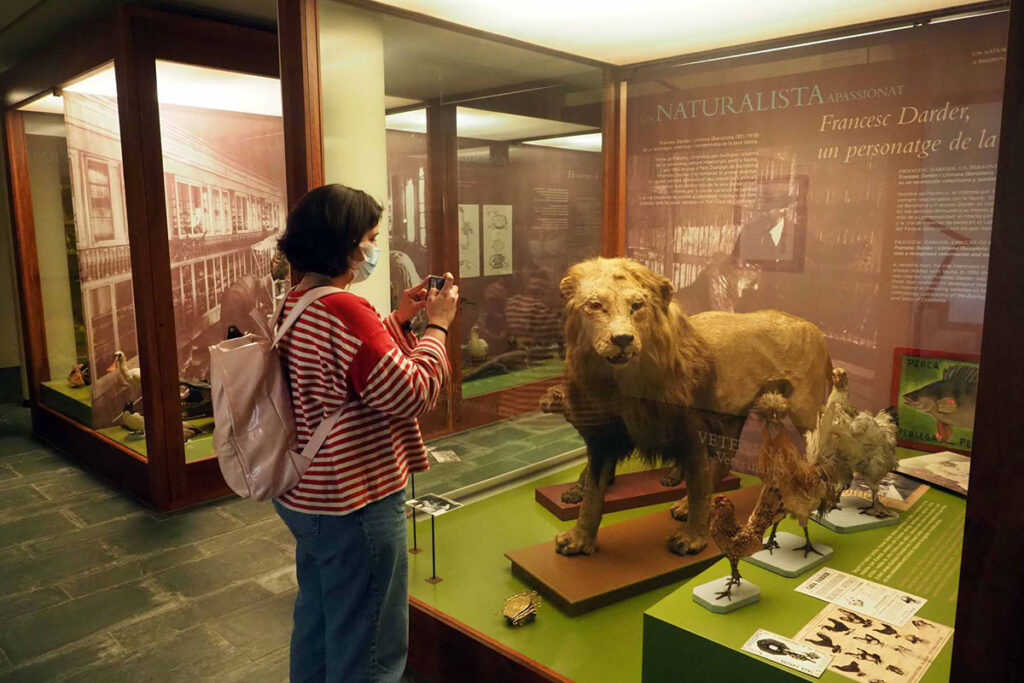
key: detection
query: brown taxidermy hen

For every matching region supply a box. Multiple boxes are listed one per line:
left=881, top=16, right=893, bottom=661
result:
left=755, top=392, right=828, bottom=557
left=708, top=488, right=782, bottom=600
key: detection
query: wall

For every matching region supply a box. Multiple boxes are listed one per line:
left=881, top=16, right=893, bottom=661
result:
left=319, top=1, right=392, bottom=314
left=25, top=133, right=77, bottom=380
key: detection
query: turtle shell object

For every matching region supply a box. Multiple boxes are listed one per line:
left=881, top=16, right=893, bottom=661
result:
left=500, top=591, right=541, bottom=626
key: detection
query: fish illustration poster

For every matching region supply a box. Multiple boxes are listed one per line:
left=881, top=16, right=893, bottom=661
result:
left=892, top=349, right=979, bottom=454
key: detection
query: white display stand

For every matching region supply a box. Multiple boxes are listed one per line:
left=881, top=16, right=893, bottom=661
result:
left=744, top=531, right=834, bottom=578
left=812, top=494, right=900, bottom=533
left=692, top=576, right=761, bottom=614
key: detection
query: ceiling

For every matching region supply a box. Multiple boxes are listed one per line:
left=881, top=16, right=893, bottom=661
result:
left=0, top=0, right=277, bottom=76
left=0, top=1, right=1001, bottom=90
left=373, top=0, right=989, bottom=65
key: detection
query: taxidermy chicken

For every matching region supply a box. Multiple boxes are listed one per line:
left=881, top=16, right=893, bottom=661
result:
left=116, top=402, right=146, bottom=434
left=809, top=368, right=899, bottom=518
left=708, top=488, right=782, bottom=601
left=108, top=351, right=142, bottom=394
left=467, top=325, right=489, bottom=363
left=755, top=392, right=828, bottom=557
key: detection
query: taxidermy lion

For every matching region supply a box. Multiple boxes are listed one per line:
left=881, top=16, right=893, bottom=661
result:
left=552, top=257, right=830, bottom=556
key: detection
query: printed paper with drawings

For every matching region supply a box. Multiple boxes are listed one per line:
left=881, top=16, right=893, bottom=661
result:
left=796, top=568, right=925, bottom=626
left=458, top=204, right=480, bottom=278
left=740, top=629, right=832, bottom=678
left=795, top=604, right=952, bottom=683
left=483, top=204, right=513, bottom=275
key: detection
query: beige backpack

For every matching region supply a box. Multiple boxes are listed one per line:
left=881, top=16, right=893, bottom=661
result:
left=209, top=286, right=344, bottom=501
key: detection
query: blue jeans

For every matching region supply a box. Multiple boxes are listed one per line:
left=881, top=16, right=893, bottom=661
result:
left=274, top=492, right=409, bottom=683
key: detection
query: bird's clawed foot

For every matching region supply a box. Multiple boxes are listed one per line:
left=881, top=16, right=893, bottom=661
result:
left=714, top=576, right=741, bottom=602
left=795, top=541, right=825, bottom=558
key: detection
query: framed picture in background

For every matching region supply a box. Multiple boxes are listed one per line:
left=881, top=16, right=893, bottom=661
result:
left=890, top=348, right=980, bottom=455
left=736, top=175, right=808, bottom=272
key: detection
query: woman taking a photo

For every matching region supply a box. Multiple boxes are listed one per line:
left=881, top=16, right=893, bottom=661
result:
left=274, top=183, right=459, bottom=682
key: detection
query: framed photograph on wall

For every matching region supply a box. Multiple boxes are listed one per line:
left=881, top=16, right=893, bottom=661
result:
left=890, top=348, right=980, bottom=455
left=736, top=175, right=808, bottom=272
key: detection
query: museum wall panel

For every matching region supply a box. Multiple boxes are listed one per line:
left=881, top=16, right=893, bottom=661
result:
left=625, top=13, right=1007, bottom=470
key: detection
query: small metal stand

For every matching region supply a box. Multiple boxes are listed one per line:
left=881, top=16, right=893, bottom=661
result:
left=408, top=473, right=422, bottom=554
left=405, top=492, right=462, bottom=585
left=425, top=515, right=442, bottom=584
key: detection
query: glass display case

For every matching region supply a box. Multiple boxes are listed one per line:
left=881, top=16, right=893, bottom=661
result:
left=3, top=7, right=284, bottom=507
left=3, top=1, right=1021, bottom=680
left=271, top=3, right=1020, bottom=683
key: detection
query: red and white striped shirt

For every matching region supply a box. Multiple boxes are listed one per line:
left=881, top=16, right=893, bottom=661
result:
left=275, top=289, right=450, bottom=515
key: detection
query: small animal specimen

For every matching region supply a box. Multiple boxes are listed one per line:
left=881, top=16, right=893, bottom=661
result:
left=115, top=402, right=145, bottom=434
left=182, top=423, right=202, bottom=442
left=756, top=393, right=827, bottom=556
left=467, top=324, right=489, bottom=363
left=707, top=488, right=781, bottom=600
left=108, top=351, right=142, bottom=394
left=67, top=363, right=90, bottom=388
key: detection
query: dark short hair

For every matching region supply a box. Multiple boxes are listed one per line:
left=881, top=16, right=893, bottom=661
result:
left=278, top=184, right=382, bottom=277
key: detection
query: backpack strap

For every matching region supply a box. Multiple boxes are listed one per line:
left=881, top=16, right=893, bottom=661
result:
left=272, top=286, right=345, bottom=348
left=297, top=404, right=346, bottom=463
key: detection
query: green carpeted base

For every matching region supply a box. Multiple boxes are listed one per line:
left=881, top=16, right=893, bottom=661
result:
left=406, top=461, right=762, bottom=682
left=642, top=486, right=964, bottom=682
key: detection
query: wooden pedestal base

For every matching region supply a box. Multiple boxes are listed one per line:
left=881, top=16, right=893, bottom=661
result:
left=507, top=485, right=762, bottom=616
left=535, top=468, right=741, bottom=521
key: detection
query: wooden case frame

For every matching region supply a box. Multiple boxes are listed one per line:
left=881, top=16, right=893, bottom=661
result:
left=1, top=7, right=279, bottom=510
left=276, top=1, right=1022, bottom=681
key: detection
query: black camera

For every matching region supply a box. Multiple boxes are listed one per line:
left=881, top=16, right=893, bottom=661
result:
left=428, top=275, right=445, bottom=291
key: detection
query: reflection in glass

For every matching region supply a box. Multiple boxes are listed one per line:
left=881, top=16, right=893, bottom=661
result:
left=154, top=60, right=289, bottom=462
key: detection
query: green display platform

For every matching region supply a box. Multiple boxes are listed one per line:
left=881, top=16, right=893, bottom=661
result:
left=406, top=461, right=760, bottom=682
left=642, top=487, right=965, bottom=683
left=40, top=380, right=215, bottom=463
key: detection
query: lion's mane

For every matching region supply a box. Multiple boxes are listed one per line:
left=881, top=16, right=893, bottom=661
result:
left=560, top=258, right=714, bottom=450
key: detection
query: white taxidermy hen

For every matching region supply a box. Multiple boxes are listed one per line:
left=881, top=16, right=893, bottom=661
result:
left=807, top=367, right=898, bottom=517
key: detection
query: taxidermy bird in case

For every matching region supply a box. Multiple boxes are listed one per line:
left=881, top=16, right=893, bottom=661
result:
left=108, top=351, right=142, bottom=394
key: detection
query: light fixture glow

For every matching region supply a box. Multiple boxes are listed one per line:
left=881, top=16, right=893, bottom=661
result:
left=524, top=133, right=602, bottom=153
left=372, top=1, right=978, bottom=64
left=384, top=106, right=592, bottom=141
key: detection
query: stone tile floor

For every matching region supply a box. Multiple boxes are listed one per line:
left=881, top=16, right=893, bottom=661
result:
left=0, top=403, right=433, bottom=682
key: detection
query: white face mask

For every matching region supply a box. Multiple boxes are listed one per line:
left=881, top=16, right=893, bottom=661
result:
left=351, top=241, right=379, bottom=283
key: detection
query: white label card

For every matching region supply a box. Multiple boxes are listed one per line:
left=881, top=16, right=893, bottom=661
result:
left=796, top=568, right=926, bottom=627
left=741, top=629, right=832, bottom=677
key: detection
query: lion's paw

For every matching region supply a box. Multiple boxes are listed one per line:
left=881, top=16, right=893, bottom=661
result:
left=560, top=484, right=584, bottom=504
left=555, top=528, right=595, bottom=556
left=669, top=499, right=689, bottom=521
left=668, top=531, right=708, bottom=556
left=660, top=472, right=683, bottom=487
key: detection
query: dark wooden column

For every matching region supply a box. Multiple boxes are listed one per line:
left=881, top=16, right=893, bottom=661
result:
left=425, top=103, right=461, bottom=434
left=2, top=111, right=48, bottom=410
left=278, top=0, right=324, bottom=210
left=951, top=2, right=1024, bottom=680
left=114, top=9, right=188, bottom=508
left=601, top=71, right=626, bottom=258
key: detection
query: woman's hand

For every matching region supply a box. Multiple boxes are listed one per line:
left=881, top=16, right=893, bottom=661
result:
left=396, top=277, right=430, bottom=325
left=425, top=273, right=459, bottom=328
